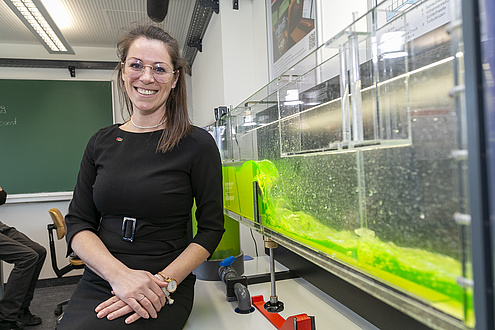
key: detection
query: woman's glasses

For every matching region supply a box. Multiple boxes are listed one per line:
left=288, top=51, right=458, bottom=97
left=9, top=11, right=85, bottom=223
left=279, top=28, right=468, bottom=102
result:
left=122, top=59, right=176, bottom=83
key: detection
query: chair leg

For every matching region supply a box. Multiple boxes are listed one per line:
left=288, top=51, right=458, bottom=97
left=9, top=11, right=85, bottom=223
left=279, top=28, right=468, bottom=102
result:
left=54, top=299, right=69, bottom=316
left=56, top=312, right=64, bottom=327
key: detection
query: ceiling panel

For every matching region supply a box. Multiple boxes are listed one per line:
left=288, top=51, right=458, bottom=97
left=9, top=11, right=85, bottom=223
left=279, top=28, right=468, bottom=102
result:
left=0, top=0, right=196, bottom=53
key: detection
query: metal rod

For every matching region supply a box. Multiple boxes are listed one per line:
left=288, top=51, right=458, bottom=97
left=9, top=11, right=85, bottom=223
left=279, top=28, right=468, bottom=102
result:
left=269, top=247, right=277, bottom=303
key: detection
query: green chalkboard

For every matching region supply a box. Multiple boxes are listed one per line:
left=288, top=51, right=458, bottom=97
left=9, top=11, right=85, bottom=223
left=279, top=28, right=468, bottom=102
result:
left=0, top=79, right=113, bottom=195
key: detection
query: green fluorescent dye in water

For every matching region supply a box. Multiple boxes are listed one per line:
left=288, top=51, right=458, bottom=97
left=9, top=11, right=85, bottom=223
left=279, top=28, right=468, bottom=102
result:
left=223, top=160, right=474, bottom=325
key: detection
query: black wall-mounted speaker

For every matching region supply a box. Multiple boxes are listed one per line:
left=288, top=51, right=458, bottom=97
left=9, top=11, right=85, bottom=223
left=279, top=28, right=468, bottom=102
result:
left=147, top=0, right=170, bottom=23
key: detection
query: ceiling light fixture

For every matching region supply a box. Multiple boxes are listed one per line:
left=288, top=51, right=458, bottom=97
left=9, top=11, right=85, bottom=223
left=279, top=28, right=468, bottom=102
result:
left=40, top=0, right=71, bottom=29
left=3, top=0, right=74, bottom=54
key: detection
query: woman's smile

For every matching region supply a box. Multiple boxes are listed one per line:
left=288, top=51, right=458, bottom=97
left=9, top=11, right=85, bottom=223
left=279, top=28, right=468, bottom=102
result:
left=135, top=87, right=158, bottom=96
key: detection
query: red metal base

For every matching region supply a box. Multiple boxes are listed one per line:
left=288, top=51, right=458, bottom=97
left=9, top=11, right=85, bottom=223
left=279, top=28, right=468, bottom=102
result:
left=252, top=295, right=314, bottom=330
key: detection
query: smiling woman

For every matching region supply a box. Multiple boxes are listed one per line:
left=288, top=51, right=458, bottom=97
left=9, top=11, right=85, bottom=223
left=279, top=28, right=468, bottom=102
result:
left=57, top=25, right=225, bottom=330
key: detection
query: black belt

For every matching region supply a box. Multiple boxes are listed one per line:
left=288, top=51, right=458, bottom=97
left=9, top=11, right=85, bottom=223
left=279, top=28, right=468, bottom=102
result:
left=98, top=217, right=189, bottom=255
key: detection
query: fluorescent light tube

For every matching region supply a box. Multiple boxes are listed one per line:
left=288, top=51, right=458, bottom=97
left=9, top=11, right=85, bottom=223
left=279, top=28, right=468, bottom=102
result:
left=4, top=0, right=74, bottom=54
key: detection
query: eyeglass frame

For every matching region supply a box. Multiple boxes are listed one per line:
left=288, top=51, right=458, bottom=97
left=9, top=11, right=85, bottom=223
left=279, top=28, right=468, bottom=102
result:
left=121, top=59, right=177, bottom=84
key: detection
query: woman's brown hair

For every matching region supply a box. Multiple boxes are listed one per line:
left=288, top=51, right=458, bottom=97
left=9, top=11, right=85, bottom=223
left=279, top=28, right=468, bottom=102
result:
left=116, top=25, right=191, bottom=153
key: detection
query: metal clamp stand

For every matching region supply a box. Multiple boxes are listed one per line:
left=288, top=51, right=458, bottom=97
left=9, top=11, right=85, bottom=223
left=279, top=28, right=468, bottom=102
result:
left=264, top=237, right=284, bottom=313
left=253, top=181, right=284, bottom=312
left=251, top=182, right=315, bottom=329
left=252, top=238, right=316, bottom=329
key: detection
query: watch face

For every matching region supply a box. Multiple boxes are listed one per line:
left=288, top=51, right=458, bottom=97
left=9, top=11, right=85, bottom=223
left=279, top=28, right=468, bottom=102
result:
left=167, top=279, right=177, bottom=293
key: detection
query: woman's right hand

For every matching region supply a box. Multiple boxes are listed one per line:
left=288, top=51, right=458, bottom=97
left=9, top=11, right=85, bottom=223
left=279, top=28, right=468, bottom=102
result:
left=95, top=294, right=145, bottom=324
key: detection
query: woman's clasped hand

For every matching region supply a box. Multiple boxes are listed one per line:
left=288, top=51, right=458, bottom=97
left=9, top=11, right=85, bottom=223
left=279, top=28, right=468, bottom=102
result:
left=94, top=270, right=170, bottom=324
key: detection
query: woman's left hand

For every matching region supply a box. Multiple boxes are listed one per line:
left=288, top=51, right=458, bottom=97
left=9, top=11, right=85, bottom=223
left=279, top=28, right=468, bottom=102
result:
left=95, top=271, right=167, bottom=324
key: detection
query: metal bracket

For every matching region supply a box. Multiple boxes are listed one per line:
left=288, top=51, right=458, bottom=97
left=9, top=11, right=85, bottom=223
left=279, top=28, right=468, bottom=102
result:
left=187, top=40, right=202, bottom=52
left=199, top=0, right=219, bottom=14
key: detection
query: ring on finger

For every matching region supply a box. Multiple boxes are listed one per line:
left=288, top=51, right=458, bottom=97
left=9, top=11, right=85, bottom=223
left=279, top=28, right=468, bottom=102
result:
left=139, top=295, right=145, bottom=301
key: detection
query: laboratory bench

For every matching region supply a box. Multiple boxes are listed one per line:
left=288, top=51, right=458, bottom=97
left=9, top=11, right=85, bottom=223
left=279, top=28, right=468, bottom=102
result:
left=184, top=256, right=375, bottom=330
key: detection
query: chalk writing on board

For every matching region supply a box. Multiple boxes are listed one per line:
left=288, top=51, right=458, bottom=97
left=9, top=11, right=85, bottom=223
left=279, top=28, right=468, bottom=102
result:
left=0, top=106, right=17, bottom=126
left=0, top=118, right=17, bottom=126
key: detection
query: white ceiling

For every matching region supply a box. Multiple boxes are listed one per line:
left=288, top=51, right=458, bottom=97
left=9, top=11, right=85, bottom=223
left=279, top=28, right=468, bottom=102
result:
left=0, top=0, right=196, bottom=57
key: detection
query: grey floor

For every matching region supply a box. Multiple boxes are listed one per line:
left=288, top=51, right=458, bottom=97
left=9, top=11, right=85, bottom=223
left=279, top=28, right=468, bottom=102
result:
left=25, top=281, right=78, bottom=330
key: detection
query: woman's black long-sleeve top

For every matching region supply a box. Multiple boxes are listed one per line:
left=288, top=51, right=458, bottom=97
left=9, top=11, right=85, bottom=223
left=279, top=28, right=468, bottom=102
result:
left=65, top=124, right=225, bottom=272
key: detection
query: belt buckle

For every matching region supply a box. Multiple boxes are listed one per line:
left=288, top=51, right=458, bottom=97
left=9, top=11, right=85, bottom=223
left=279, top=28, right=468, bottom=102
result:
left=121, top=217, right=136, bottom=242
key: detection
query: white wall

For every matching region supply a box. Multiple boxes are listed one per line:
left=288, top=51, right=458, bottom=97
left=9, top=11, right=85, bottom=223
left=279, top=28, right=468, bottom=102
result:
left=218, top=0, right=269, bottom=117
left=191, top=0, right=269, bottom=127
left=190, top=10, right=225, bottom=127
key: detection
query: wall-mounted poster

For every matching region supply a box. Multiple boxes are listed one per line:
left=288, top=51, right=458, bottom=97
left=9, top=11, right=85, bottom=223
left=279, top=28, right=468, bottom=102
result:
left=267, top=0, right=317, bottom=79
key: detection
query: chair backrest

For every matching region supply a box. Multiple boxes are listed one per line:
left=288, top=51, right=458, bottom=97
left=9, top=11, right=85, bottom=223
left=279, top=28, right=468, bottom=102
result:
left=47, top=208, right=84, bottom=278
left=48, top=208, right=66, bottom=240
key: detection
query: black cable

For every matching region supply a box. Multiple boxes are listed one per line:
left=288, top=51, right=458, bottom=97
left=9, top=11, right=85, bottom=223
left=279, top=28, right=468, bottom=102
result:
left=250, top=228, right=259, bottom=257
